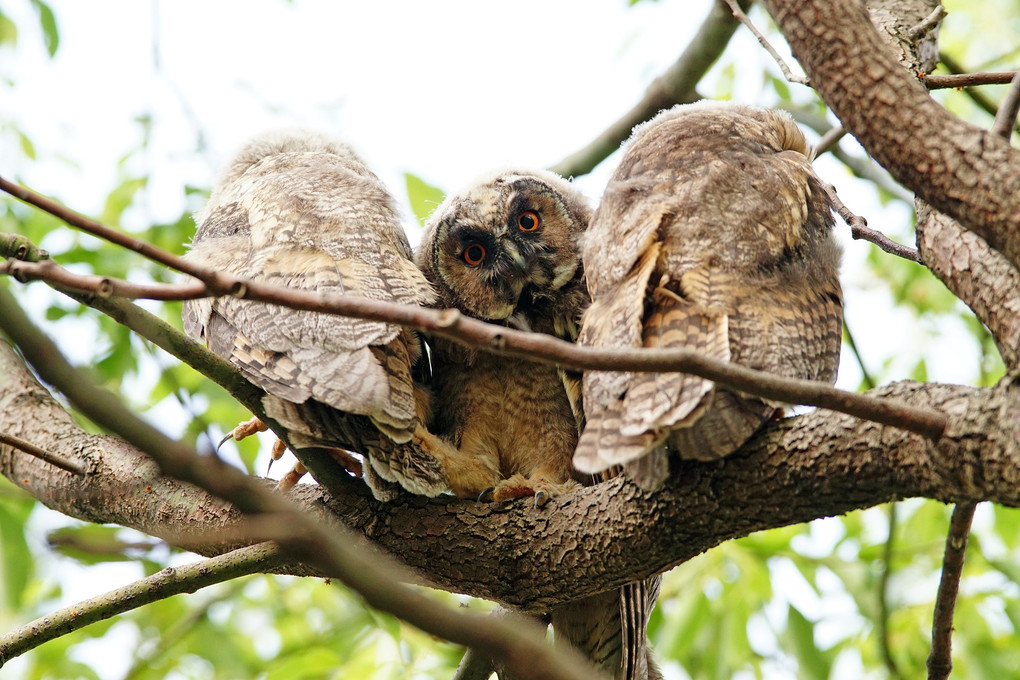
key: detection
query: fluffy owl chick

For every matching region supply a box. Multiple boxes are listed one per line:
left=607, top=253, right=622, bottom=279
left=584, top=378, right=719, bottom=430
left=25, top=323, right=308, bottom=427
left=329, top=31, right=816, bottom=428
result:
left=415, top=169, right=592, bottom=503
left=575, top=101, right=844, bottom=488
left=183, top=129, right=446, bottom=499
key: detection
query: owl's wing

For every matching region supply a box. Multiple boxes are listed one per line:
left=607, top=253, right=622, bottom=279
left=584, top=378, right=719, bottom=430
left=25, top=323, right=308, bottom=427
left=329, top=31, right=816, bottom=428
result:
left=183, top=135, right=448, bottom=499
left=574, top=282, right=729, bottom=480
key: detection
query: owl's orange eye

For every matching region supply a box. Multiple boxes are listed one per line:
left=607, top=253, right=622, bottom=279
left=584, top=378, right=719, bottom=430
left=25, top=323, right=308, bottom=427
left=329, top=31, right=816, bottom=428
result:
left=463, top=243, right=486, bottom=266
left=518, top=210, right=540, bottom=232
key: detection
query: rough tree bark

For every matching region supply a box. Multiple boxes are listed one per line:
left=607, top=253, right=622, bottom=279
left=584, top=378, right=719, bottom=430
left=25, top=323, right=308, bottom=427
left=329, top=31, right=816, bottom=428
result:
left=3, top=340, right=1018, bottom=610
left=762, top=0, right=1020, bottom=274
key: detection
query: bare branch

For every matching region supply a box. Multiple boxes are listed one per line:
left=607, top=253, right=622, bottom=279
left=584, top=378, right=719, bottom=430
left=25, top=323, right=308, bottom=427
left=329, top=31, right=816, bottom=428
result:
left=810, top=124, right=846, bottom=160
left=821, top=183, right=921, bottom=263
left=0, top=176, right=205, bottom=284
left=926, top=502, right=978, bottom=680
left=0, top=431, right=85, bottom=475
left=1, top=257, right=206, bottom=300
left=937, top=53, right=1020, bottom=136
left=549, top=0, right=748, bottom=178
left=722, top=0, right=809, bottom=85
left=0, top=289, right=597, bottom=680
left=907, top=5, right=946, bottom=43
left=990, top=71, right=1020, bottom=138
left=0, top=543, right=283, bottom=661
left=1, top=233, right=947, bottom=441
left=923, top=71, right=1020, bottom=90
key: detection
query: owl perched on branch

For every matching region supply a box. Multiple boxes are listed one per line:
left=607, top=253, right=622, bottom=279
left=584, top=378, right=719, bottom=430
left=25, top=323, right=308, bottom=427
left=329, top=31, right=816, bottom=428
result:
left=414, top=168, right=592, bottom=503
left=416, top=170, right=660, bottom=679
left=574, top=101, right=844, bottom=488
left=182, top=129, right=446, bottom=500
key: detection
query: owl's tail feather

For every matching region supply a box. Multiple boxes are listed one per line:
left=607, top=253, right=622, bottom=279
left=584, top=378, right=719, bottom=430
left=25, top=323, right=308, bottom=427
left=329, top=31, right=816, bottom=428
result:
left=551, top=576, right=662, bottom=680
left=573, top=399, right=665, bottom=476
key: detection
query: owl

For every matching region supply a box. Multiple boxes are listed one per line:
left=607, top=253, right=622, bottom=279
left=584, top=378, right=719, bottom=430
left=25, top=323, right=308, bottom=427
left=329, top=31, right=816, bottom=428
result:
left=414, top=168, right=592, bottom=503
left=182, top=129, right=447, bottom=500
left=416, top=170, right=659, bottom=679
left=574, top=100, right=844, bottom=488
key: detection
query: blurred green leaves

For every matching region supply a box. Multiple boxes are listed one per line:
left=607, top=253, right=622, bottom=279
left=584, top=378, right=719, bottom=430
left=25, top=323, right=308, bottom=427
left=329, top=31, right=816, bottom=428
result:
left=403, top=172, right=444, bottom=227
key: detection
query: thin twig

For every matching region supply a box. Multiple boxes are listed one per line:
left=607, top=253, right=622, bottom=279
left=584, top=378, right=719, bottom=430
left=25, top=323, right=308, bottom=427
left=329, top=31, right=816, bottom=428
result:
left=990, top=70, right=1020, bottom=138
left=923, top=71, right=1019, bottom=90
left=937, top=53, right=1020, bottom=136
left=811, top=124, right=846, bottom=160
left=548, top=0, right=747, bottom=178
left=0, top=177, right=203, bottom=283
left=0, top=543, right=283, bottom=661
left=926, top=501, right=978, bottom=680
left=908, top=6, right=946, bottom=42
left=0, top=245, right=947, bottom=441
left=822, top=183, right=922, bottom=263
left=1, top=257, right=205, bottom=300
left=0, top=286, right=596, bottom=680
left=878, top=503, right=902, bottom=680
left=0, top=432, right=86, bottom=475
left=842, top=322, right=876, bottom=391
left=722, top=0, right=809, bottom=85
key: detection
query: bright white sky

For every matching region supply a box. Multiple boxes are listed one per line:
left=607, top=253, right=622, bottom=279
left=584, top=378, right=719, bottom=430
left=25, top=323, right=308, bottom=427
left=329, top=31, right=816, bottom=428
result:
left=1, top=1, right=992, bottom=678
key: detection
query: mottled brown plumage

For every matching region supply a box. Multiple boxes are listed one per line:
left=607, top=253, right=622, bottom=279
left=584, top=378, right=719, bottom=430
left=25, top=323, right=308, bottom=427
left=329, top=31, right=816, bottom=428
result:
left=182, top=129, right=446, bottom=499
left=415, top=169, right=592, bottom=502
left=575, top=100, right=844, bottom=488
left=417, top=170, right=660, bottom=680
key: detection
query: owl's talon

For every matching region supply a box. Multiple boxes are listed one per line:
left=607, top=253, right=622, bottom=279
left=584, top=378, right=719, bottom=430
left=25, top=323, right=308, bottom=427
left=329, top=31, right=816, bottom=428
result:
left=478, top=487, right=496, bottom=503
left=534, top=491, right=549, bottom=507
left=216, top=431, right=234, bottom=452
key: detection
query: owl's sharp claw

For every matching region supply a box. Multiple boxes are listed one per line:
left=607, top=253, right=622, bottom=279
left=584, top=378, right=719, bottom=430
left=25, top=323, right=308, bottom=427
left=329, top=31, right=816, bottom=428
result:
left=478, top=487, right=496, bottom=503
left=534, top=490, right=549, bottom=507
left=216, top=431, right=234, bottom=452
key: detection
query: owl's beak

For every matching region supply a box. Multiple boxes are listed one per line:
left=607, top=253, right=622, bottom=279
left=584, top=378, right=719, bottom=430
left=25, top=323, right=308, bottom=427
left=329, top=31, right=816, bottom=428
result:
left=501, top=242, right=528, bottom=277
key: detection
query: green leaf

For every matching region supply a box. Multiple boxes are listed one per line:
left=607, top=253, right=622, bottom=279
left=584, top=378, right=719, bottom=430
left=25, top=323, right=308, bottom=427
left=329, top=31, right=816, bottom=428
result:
left=29, top=0, right=59, bottom=57
left=0, top=481, right=36, bottom=610
left=766, top=73, right=792, bottom=102
left=18, top=130, right=36, bottom=159
left=0, top=10, right=18, bottom=47
left=404, top=172, right=445, bottom=227
left=785, top=605, right=832, bottom=680
left=100, top=176, right=148, bottom=227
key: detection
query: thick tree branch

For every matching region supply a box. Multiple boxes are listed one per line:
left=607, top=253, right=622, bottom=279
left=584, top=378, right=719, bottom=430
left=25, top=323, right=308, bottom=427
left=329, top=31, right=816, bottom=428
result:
left=761, top=0, right=1020, bottom=273
left=0, top=294, right=596, bottom=680
left=0, top=543, right=283, bottom=662
left=548, top=0, right=748, bottom=178
left=2, top=337, right=1016, bottom=612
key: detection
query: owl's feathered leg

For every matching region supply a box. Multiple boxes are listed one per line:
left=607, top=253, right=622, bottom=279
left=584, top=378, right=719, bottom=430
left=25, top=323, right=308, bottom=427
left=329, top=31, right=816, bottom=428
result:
left=477, top=473, right=581, bottom=507
left=411, top=427, right=501, bottom=499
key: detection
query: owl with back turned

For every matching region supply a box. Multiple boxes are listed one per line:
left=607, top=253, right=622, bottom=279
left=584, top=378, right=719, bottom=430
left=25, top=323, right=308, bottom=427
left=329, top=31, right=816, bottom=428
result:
left=182, top=129, right=446, bottom=500
left=414, top=168, right=592, bottom=502
left=574, top=101, right=844, bottom=487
